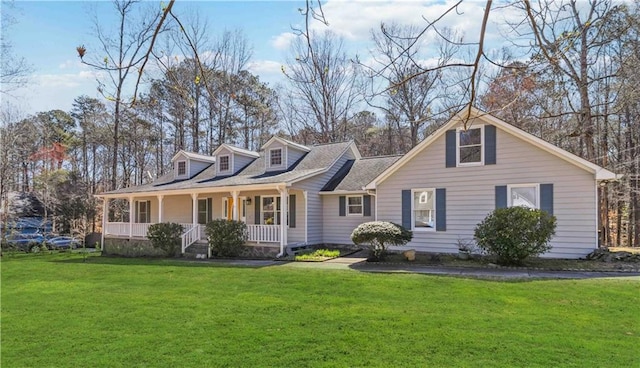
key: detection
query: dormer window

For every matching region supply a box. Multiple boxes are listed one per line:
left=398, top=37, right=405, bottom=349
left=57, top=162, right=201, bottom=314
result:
left=269, top=148, right=283, bottom=167
left=177, top=161, right=187, bottom=176
left=457, top=127, right=483, bottom=165
left=219, top=155, right=230, bottom=172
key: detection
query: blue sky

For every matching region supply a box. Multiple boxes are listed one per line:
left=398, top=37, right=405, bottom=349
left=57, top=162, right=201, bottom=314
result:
left=3, top=0, right=514, bottom=116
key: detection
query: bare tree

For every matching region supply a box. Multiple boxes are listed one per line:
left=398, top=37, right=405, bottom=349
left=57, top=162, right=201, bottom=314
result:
left=283, top=31, right=360, bottom=143
left=0, top=1, right=32, bottom=95
left=79, top=0, right=165, bottom=190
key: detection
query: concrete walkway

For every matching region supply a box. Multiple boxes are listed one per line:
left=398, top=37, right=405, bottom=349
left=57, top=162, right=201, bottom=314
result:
left=201, top=254, right=640, bottom=280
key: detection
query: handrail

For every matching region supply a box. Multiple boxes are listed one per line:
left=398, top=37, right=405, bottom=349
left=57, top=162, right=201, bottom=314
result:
left=181, top=224, right=200, bottom=254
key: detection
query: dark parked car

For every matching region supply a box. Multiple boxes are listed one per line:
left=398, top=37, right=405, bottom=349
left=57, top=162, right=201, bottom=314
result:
left=2, top=233, right=45, bottom=252
left=46, top=236, right=82, bottom=250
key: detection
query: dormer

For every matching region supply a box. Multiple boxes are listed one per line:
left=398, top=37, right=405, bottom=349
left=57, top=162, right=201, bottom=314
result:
left=171, top=150, right=216, bottom=180
left=261, top=137, right=311, bottom=172
left=211, top=144, right=260, bottom=177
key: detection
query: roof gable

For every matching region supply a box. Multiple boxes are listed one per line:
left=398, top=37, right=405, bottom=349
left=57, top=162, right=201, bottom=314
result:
left=211, top=143, right=260, bottom=158
left=170, top=150, right=216, bottom=164
left=261, top=136, right=311, bottom=153
left=367, top=107, right=616, bottom=189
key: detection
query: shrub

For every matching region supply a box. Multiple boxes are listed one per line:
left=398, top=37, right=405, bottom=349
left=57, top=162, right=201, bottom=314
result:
left=205, top=219, right=247, bottom=257
left=351, top=221, right=413, bottom=261
left=147, top=223, right=184, bottom=257
left=474, top=207, right=556, bottom=266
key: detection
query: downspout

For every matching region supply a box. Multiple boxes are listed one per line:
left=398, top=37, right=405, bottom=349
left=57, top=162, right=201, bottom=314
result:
left=366, top=189, right=377, bottom=221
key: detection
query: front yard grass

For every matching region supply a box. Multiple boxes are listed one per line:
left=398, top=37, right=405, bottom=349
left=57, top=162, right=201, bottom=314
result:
left=2, top=253, right=639, bottom=367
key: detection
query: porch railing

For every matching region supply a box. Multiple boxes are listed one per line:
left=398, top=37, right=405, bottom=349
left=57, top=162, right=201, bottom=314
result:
left=105, top=222, right=129, bottom=236
left=105, top=222, right=281, bottom=246
left=181, top=224, right=201, bottom=253
left=247, top=225, right=280, bottom=243
left=131, top=223, right=152, bottom=237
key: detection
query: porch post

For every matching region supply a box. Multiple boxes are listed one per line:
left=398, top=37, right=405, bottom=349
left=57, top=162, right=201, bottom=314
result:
left=279, top=186, right=288, bottom=255
left=128, top=196, right=134, bottom=239
left=191, top=193, right=198, bottom=225
left=101, top=197, right=108, bottom=251
left=231, top=191, right=239, bottom=221
left=157, top=195, right=164, bottom=223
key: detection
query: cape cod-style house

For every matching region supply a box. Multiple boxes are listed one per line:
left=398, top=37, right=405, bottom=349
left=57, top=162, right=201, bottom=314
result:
left=97, top=107, right=616, bottom=259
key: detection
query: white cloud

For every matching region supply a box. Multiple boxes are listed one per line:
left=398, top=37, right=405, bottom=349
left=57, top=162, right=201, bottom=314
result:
left=58, top=59, right=83, bottom=70
left=270, top=32, right=297, bottom=51
left=308, top=0, right=488, bottom=41
left=6, top=70, right=107, bottom=114
left=248, top=60, right=282, bottom=75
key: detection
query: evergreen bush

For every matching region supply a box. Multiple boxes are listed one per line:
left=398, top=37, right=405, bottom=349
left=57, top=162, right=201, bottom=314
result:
left=474, top=207, right=556, bottom=265
left=351, top=221, right=413, bottom=261
left=147, top=222, right=184, bottom=257
left=205, top=219, right=248, bottom=257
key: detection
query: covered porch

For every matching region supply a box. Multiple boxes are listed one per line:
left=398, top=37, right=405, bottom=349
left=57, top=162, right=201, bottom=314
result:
left=99, top=184, right=307, bottom=256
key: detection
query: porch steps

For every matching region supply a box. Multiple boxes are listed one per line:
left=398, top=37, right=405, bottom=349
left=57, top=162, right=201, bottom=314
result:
left=285, top=242, right=310, bottom=256
left=184, top=243, right=208, bottom=259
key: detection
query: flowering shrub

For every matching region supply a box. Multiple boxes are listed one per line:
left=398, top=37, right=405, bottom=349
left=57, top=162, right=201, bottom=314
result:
left=351, top=221, right=413, bottom=261
left=206, top=219, right=247, bottom=257
left=147, top=223, right=184, bottom=257
left=474, top=207, right=556, bottom=265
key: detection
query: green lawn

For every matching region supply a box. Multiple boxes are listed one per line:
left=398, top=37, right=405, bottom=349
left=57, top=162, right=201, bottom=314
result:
left=2, top=253, right=639, bottom=367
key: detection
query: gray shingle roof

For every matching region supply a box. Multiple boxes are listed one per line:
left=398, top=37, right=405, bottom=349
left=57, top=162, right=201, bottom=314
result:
left=322, top=155, right=402, bottom=192
left=103, top=141, right=353, bottom=195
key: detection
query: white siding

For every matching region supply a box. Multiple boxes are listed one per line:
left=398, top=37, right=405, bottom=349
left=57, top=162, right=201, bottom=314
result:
left=376, top=123, right=598, bottom=259
left=322, top=194, right=374, bottom=244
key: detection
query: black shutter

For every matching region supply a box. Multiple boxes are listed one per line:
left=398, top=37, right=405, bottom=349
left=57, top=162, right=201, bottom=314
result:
left=146, top=200, right=151, bottom=223
left=289, top=194, right=296, bottom=228
left=485, top=125, right=496, bottom=165
left=401, top=190, right=411, bottom=229
left=254, top=196, right=260, bottom=224
left=134, top=200, right=139, bottom=223
left=435, top=188, right=446, bottom=231
left=207, top=198, right=212, bottom=222
left=540, top=184, right=554, bottom=215
left=339, top=196, right=346, bottom=216
left=495, top=186, right=507, bottom=209
left=445, top=130, right=456, bottom=168
left=363, top=195, right=371, bottom=217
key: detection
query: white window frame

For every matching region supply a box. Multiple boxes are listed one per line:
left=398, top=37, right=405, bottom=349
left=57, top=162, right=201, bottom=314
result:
left=136, top=200, right=151, bottom=223
left=218, top=154, right=231, bottom=173
left=456, top=125, right=484, bottom=166
left=176, top=160, right=187, bottom=177
left=411, top=188, right=436, bottom=232
left=261, top=196, right=281, bottom=225
left=346, top=195, right=363, bottom=216
left=197, top=198, right=211, bottom=225
left=507, top=183, right=540, bottom=209
left=268, top=148, right=283, bottom=168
